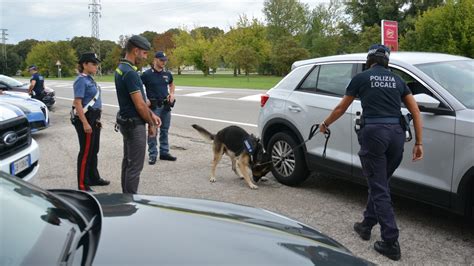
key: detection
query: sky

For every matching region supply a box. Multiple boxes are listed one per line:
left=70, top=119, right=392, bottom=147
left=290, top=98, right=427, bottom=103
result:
left=0, top=0, right=328, bottom=44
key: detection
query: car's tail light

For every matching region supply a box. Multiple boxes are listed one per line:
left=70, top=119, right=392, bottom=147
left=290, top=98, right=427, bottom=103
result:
left=261, top=94, right=269, bottom=107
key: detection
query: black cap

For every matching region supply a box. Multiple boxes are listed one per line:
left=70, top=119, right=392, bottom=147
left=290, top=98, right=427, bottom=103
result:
left=28, top=65, right=38, bottom=71
left=128, top=35, right=151, bottom=51
left=79, top=52, right=101, bottom=64
left=155, top=51, right=168, bottom=61
left=367, top=44, right=390, bottom=60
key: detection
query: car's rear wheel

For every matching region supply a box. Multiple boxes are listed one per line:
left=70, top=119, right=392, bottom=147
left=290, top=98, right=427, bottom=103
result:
left=267, top=132, right=308, bottom=186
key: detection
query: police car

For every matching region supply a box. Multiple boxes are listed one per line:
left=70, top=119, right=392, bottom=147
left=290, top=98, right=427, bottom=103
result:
left=0, top=104, right=40, bottom=181
left=0, top=91, right=49, bottom=132
left=258, top=52, right=474, bottom=218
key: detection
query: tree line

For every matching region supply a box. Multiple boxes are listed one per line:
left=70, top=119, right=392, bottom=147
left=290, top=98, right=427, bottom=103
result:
left=0, top=0, right=472, bottom=77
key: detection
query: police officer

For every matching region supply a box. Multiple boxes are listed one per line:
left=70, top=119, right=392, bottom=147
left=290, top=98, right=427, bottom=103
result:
left=319, top=44, right=424, bottom=261
left=141, top=51, right=177, bottom=164
left=115, top=35, right=161, bottom=194
left=72, top=52, right=110, bottom=192
left=27, top=65, right=45, bottom=100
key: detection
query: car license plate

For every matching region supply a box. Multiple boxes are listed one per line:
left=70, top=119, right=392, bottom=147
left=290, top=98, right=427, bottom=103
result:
left=11, top=156, right=30, bottom=175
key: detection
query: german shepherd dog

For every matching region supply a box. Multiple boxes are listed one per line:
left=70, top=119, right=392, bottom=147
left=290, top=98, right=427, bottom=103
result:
left=192, top=124, right=271, bottom=189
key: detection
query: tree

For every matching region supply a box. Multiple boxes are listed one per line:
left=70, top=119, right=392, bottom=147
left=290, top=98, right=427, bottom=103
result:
left=270, top=36, right=309, bottom=76
left=0, top=46, right=22, bottom=76
left=140, top=31, right=159, bottom=45
left=26, top=41, right=77, bottom=77
left=12, top=39, right=40, bottom=61
left=70, top=36, right=99, bottom=58
left=303, top=1, right=347, bottom=57
left=401, top=0, right=473, bottom=57
left=345, top=0, right=404, bottom=29
left=263, top=0, right=310, bottom=41
left=102, top=46, right=122, bottom=74
left=220, top=16, right=271, bottom=76
left=190, top=27, right=224, bottom=40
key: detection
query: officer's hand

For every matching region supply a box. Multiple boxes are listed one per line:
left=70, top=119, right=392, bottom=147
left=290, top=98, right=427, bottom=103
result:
left=169, top=94, right=175, bottom=104
left=412, top=145, right=424, bottom=161
left=148, top=125, right=157, bottom=137
left=319, top=122, right=327, bottom=133
left=83, top=123, right=92, bottom=134
left=152, top=113, right=161, bottom=127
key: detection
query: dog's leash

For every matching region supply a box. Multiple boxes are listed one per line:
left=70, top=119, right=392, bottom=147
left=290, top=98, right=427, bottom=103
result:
left=280, top=123, right=331, bottom=159
left=255, top=124, right=331, bottom=167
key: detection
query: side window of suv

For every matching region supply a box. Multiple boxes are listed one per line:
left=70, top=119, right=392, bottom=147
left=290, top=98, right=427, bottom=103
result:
left=299, top=66, right=319, bottom=92
left=316, top=64, right=354, bottom=97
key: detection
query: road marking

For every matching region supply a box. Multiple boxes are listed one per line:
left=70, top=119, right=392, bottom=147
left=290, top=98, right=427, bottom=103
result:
left=183, top=91, right=223, bottom=97
left=56, top=96, right=257, bottom=127
left=238, top=94, right=262, bottom=102
left=100, top=85, right=115, bottom=89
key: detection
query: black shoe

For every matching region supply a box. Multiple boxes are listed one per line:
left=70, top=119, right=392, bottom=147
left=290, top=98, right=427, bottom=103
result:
left=160, top=154, right=177, bottom=161
left=374, top=240, right=401, bottom=261
left=354, top=222, right=372, bottom=241
left=149, top=157, right=157, bottom=165
left=90, top=178, right=110, bottom=186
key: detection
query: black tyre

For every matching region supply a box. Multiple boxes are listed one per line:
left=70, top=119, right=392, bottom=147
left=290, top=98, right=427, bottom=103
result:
left=267, top=132, right=309, bottom=186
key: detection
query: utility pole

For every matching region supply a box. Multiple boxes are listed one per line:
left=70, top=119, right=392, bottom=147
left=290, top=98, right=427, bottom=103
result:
left=0, top=29, right=8, bottom=73
left=89, top=0, right=102, bottom=75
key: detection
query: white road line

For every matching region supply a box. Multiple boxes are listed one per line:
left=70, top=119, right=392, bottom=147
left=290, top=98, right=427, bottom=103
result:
left=52, top=84, right=72, bottom=88
left=100, top=85, right=115, bottom=89
left=238, top=94, right=262, bottom=102
left=183, top=91, right=223, bottom=97
left=55, top=96, right=257, bottom=127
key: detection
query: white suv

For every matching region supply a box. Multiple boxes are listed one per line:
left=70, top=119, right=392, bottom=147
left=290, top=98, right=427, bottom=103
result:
left=0, top=104, right=39, bottom=181
left=258, top=52, right=474, bottom=218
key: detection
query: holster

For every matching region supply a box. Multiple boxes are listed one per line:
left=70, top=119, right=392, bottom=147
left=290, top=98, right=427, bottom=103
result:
left=400, top=113, right=413, bottom=142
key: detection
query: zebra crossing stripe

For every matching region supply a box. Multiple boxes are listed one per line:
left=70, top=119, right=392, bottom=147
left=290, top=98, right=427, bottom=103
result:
left=183, top=91, right=223, bottom=97
left=238, top=94, right=262, bottom=102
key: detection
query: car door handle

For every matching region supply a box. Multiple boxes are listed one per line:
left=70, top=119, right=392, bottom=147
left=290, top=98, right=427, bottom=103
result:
left=288, top=106, right=301, bottom=112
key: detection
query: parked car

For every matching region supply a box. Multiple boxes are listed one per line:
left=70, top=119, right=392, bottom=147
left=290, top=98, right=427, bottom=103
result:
left=0, top=104, right=39, bottom=181
left=0, top=91, right=49, bottom=132
left=0, top=74, right=55, bottom=108
left=0, top=172, right=373, bottom=265
left=258, top=52, right=474, bottom=218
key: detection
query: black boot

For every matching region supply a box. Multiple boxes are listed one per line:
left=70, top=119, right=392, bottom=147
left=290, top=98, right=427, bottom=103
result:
left=374, top=240, right=401, bottom=261
left=160, top=154, right=177, bottom=161
left=353, top=222, right=372, bottom=240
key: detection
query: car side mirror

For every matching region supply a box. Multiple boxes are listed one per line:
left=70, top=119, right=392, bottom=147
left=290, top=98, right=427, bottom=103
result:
left=414, top=93, right=440, bottom=109
left=414, top=93, right=453, bottom=115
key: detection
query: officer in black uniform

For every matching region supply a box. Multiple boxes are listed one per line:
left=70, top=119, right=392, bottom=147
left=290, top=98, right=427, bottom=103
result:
left=141, top=51, right=177, bottom=164
left=27, top=65, right=45, bottom=100
left=319, top=44, right=424, bottom=261
left=72, top=52, right=110, bottom=192
left=115, top=35, right=161, bottom=194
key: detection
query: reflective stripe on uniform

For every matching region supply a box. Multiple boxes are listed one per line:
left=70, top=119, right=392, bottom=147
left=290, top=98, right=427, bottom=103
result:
left=116, top=68, right=123, bottom=76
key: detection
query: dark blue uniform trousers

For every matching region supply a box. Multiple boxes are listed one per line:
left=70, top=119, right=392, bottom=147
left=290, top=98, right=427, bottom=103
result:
left=358, top=124, right=405, bottom=243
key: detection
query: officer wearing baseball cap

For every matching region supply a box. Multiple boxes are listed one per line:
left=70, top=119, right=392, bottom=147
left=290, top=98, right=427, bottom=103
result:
left=72, top=52, right=110, bottom=192
left=141, top=51, right=177, bottom=164
left=114, top=35, right=161, bottom=194
left=319, top=44, right=424, bottom=261
left=27, top=64, right=45, bottom=100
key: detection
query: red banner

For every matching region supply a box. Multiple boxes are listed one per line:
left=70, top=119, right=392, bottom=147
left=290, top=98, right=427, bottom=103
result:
left=381, top=20, right=398, bottom=52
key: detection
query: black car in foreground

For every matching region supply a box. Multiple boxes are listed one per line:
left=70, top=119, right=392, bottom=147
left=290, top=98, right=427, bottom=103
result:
left=0, top=172, right=372, bottom=265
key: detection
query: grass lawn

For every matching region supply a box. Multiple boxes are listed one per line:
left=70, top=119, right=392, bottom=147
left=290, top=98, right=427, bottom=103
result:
left=47, top=74, right=283, bottom=90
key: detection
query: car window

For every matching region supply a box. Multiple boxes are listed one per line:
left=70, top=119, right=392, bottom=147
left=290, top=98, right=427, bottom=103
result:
left=316, top=64, right=354, bottom=97
left=0, top=75, right=24, bottom=87
left=274, top=65, right=313, bottom=91
left=298, top=66, right=319, bottom=92
left=390, top=67, right=448, bottom=108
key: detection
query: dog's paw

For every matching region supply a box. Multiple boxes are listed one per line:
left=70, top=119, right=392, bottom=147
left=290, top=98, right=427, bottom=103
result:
left=260, top=176, right=269, bottom=182
left=249, top=183, right=259, bottom=189
left=209, top=177, right=216, bottom=183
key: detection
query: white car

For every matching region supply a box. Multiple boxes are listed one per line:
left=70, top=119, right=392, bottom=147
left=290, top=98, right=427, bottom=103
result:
left=0, top=91, right=49, bottom=132
left=0, top=103, right=40, bottom=181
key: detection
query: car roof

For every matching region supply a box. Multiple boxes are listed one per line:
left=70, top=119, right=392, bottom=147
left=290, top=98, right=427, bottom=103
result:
left=293, top=52, right=471, bottom=69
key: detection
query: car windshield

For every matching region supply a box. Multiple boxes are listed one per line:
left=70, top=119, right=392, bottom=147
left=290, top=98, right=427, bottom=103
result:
left=0, top=75, right=24, bottom=87
left=416, top=60, right=474, bottom=109
left=0, top=176, right=83, bottom=265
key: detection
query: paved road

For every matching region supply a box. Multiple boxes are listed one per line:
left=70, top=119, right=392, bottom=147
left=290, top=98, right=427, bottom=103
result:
left=29, top=80, right=474, bottom=265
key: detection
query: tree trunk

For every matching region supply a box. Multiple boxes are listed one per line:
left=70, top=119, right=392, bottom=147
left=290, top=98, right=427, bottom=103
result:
left=233, top=67, right=237, bottom=77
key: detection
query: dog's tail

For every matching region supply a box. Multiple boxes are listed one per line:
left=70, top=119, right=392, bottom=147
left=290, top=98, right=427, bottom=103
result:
left=192, top=124, right=215, bottom=141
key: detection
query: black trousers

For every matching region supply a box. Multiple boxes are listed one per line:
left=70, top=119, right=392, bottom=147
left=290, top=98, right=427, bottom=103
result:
left=73, top=109, right=102, bottom=190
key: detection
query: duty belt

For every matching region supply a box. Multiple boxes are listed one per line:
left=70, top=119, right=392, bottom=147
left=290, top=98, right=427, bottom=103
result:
left=364, top=117, right=400, bottom=124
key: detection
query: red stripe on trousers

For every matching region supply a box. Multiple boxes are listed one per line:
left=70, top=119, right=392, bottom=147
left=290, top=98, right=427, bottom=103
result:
left=79, top=133, right=92, bottom=190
